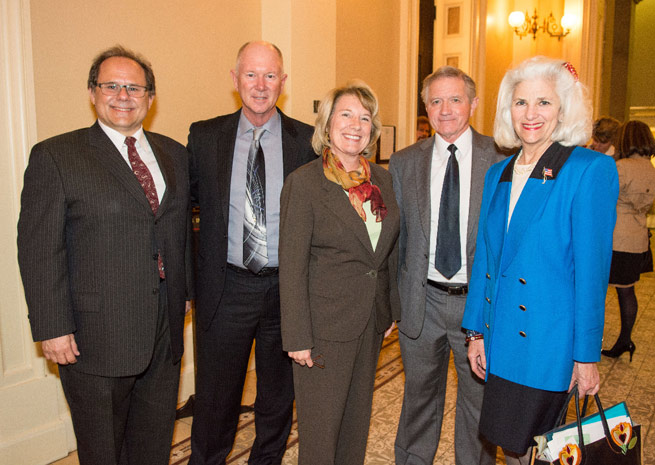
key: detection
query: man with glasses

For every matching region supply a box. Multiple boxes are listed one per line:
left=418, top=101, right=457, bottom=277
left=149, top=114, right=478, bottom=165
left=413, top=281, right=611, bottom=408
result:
left=18, top=46, right=191, bottom=465
left=187, top=41, right=315, bottom=464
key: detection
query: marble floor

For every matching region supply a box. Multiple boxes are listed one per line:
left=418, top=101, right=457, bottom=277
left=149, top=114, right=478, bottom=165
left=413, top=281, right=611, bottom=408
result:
left=51, top=270, right=655, bottom=465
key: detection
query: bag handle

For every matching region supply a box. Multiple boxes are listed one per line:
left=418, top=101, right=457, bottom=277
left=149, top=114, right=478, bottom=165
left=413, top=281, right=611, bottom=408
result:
left=558, top=385, right=625, bottom=463
left=553, top=385, right=590, bottom=428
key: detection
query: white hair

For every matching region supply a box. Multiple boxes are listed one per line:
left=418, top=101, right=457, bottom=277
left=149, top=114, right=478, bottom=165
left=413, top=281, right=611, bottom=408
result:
left=494, top=56, right=592, bottom=149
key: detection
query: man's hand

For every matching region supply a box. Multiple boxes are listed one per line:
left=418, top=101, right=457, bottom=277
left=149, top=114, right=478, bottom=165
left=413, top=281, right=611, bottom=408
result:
left=41, top=334, right=80, bottom=365
left=288, top=349, right=314, bottom=368
left=569, top=361, right=600, bottom=396
left=467, top=339, right=486, bottom=380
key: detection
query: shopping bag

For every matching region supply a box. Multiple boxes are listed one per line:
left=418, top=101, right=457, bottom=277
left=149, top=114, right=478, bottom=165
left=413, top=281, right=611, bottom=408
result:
left=531, top=386, right=641, bottom=465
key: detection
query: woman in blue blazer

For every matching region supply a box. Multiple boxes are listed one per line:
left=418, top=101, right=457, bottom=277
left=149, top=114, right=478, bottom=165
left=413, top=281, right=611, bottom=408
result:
left=461, top=57, right=618, bottom=464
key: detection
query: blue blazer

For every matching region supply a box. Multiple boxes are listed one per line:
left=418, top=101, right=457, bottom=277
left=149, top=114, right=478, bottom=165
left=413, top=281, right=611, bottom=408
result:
left=462, top=143, right=618, bottom=391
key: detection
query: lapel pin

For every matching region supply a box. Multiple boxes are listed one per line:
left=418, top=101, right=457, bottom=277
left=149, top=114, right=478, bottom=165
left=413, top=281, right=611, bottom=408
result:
left=542, top=167, right=553, bottom=184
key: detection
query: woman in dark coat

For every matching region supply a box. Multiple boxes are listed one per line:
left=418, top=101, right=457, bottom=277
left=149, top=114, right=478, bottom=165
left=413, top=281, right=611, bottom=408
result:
left=279, top=80, right=400, bottom=465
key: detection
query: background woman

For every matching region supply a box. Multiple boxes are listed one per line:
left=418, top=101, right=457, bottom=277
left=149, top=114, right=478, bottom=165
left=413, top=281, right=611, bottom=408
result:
left=589, top=116, right=621, bottom=158
left=602, top=120, right=655, bottom=361
left=462, top=56, right=619, bottom=465
left=279, top=81, right=400, bottom=465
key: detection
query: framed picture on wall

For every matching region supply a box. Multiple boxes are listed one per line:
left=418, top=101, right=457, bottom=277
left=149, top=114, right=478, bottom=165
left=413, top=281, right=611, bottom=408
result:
left=446, top=55, right=460, bottom=68
left=376, top=125, right=396, bottom=163
left=447, top=5, right=461, bottom=35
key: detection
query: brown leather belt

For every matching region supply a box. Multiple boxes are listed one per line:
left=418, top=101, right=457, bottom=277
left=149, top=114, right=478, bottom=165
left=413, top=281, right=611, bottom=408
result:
left=427, top=280, right=468, bottom=295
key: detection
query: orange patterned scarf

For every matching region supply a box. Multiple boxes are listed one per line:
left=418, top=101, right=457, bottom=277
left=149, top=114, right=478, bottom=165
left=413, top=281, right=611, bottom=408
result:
left=322, top=147, right=387, bottom=222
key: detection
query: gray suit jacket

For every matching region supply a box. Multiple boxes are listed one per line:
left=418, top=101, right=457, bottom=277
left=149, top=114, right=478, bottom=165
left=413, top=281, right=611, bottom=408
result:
left=18, top=122, right=192, bottom=377
left=388, top=128, right=504, bottom=339
left=279, top=157, right=401, bottom=350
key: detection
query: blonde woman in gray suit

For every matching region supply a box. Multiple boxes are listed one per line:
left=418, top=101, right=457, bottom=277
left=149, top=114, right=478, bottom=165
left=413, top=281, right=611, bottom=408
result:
left=279, top=81, right=400, bottom=465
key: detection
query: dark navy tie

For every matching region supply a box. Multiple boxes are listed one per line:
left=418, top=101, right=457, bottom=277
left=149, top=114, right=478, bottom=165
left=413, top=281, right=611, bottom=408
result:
left=435, top=144, right=460, bottom=279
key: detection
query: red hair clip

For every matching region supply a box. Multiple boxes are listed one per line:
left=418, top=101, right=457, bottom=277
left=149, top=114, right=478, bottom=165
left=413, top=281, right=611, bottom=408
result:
left=562, top=62, right=579, bottom=82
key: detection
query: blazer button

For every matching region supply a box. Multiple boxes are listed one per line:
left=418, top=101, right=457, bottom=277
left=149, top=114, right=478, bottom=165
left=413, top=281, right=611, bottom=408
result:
left=519, top=305, right=526, bottom=312
left=485, top=323, right=490, bottom=329
left=519, top=278, right=527, bottom=285
left=367, top=270, right=378, bottom=278
left=153, top=253, right=158, bottom=260
left=486, top=273, right=490, bottom=279
left=485, top=297, right=491, bottom=303
left=519, top=331, right=527, bottom=337
left=152, top=288, right=159, bottom=295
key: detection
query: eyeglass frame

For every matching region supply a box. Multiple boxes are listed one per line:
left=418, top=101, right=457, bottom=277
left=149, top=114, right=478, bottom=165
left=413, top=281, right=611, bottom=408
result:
left=312, top=354, right=325, bottom=369
left=93, top=81, right=151, bottom=98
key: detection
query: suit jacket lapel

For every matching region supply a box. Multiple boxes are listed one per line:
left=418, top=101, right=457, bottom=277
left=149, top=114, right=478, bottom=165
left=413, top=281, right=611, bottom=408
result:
left=499, top=143, right=574, bottom=270
left=485, top=161, right=512, bottom=271
left=468, top=130, right=491, bottom=253
left=370, top=167, right=398, bottom=261
left=218, top=111, right=240, bottom=224
left=87, top=122, right=152, bottom=212
left=414, top=137, right=433, bottom=243
left=279, top=109, right=304, bottom=178
left=320, top=165, right=376, bottom=256
left=146, top=131, right=176, bottom=218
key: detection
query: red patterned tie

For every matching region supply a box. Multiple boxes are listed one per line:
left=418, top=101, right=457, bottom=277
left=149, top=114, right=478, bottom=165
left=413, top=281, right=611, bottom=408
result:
left=125, top=136, right=165, bottom=279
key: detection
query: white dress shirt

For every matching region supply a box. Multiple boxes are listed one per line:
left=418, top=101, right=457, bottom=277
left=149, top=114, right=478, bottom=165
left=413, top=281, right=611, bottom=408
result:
left=98, top=121, right=166, bottom=202
left=427, top=128, right=473, bottom=284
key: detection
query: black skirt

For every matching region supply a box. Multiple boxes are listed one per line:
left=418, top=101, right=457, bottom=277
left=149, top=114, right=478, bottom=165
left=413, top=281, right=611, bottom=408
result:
left=479, top=374, right=568, bottom=455
left=609, top=250, right=650, bottom=286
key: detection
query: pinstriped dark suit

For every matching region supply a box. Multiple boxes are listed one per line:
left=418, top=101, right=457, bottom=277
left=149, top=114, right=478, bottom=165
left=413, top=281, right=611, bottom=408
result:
left=18, top=121, right=192, bottom=464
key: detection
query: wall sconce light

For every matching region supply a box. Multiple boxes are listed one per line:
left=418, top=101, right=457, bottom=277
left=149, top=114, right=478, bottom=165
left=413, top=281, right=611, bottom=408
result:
left=508, top=9, right=575, bottom=40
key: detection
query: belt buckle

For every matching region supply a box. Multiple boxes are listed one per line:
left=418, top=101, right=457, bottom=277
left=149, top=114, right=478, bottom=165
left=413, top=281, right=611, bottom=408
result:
left=446, top=285, right=467, bottom=296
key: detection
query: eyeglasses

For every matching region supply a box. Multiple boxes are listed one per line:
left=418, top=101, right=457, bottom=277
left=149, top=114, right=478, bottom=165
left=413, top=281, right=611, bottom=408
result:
left=312, top=354, right=325, bottom=369
left=96, top=82, right=149, bottom=98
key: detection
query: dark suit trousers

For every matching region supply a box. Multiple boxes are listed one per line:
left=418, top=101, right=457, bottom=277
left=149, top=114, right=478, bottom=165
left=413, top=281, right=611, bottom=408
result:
left=395, top=286, right=495, bottom=465
left=190, top=267, right=294, bottom=465
left=59, top=281, right=181, bottom=465
left=293, top=312, right=384, bottom=465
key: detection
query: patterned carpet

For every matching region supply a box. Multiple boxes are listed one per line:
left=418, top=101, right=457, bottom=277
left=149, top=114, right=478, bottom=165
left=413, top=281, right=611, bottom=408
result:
left=168, top=274, right=655, bottom=465
left=169, top=332, right=406, bottom=465
left=52, top=274, right=655, bottom=464
left=168, top=270, right=655, bottom=465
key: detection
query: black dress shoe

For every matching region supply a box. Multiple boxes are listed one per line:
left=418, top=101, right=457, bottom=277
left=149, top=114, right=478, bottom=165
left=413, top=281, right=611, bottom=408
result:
left=601, top=341, right=636, bottom=362
left=176, top=395, right=195, bottom=419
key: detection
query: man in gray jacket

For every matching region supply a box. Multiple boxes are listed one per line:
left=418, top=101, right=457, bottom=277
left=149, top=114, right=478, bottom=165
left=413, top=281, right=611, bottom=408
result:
left=390, top=66, right=504, bottom=465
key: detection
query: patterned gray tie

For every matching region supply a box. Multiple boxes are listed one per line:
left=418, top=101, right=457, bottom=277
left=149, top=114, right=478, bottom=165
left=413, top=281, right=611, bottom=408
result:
left=243, top=127, right=268, bottom=273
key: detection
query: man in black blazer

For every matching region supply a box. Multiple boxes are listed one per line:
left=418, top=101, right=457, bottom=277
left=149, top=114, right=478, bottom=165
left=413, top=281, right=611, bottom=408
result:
left=17, top=46, right=191, bottom=465
left=187, top=41, right=315, bottom=464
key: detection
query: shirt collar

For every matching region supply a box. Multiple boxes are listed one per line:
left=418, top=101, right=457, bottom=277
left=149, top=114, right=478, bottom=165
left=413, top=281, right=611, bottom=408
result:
left=97, top=120, right=146, bottom=151
left=433, top=126, right=472, bottom=159
left=237, top=109, right=281, bottom=139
